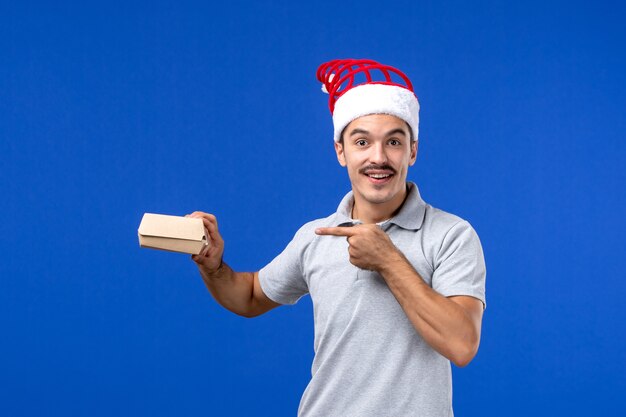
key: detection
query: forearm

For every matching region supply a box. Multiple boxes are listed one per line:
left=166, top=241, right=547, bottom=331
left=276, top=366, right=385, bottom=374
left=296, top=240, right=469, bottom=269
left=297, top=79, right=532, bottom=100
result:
left=380, top=252, right=481, bottom=367
left=197, top=262, right=257, bottom=317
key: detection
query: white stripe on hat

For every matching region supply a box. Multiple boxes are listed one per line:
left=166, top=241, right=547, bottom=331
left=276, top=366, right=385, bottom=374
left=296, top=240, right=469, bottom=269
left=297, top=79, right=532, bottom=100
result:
left=332, top=84, right=420, bottom=143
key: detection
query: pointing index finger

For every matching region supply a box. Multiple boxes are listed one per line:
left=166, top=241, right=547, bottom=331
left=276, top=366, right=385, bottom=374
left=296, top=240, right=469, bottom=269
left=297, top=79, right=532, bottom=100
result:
left=315, top=227, right=357, bottom=237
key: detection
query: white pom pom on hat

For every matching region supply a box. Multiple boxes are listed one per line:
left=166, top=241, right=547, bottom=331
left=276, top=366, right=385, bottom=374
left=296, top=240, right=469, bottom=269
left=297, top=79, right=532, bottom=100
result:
left=317, top=59, right=420, bottom=142
left=320, top=74, right=334, bottom=93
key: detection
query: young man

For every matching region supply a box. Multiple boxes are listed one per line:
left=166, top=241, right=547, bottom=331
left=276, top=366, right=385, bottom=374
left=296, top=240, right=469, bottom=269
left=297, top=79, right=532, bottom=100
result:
left=189, top=59, right=486, bottom=417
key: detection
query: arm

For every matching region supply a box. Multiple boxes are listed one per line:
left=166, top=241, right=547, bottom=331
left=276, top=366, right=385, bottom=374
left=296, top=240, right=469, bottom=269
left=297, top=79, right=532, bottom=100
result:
left=316, top=225, right=483, bottom=367
left=188, top=212, right=280, bottom=318
left=379, top=251, right=483, bottom=367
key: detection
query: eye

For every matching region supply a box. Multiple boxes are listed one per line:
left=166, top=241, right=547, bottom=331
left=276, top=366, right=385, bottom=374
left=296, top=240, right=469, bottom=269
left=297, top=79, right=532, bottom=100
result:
left=355, top=139, right=368, bottom=146
left=388, top=138, right=401, bottom=146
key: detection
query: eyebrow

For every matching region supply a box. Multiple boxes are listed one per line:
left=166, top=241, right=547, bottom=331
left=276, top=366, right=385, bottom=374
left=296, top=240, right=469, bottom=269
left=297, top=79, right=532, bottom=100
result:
left=385, top=128, right=407, bottom=137
left=349, top=128, right=370, bottom=137
left=348, top=128, right=407, bottom=137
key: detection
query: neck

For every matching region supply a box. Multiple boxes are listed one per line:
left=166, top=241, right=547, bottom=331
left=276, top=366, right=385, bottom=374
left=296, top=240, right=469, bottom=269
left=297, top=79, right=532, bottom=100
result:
left=352, top=184, right=409, bottom=224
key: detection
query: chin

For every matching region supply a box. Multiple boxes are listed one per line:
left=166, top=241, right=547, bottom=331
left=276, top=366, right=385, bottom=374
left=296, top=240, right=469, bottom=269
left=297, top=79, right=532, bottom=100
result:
left=361, top=189, right=396, bottom=204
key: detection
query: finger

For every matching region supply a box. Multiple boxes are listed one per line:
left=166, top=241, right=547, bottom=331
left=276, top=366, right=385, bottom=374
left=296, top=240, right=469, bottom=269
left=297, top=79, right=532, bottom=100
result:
left=197, top=241, right=211, bottom=257
left=187, top=214, right=220, bottom=241
left=315, top=227, right=357, bottom=237
left=188, top=211, right=217, bottom=223
left=192, top=255, right=211, bottom=266
left=188, top=214, right=218, bottom=236
left=201, top=218, right=222, bottom=244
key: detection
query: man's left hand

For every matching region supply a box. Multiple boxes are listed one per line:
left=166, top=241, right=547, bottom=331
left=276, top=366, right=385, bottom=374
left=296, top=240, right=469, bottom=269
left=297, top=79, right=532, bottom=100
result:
left=315, top=225, right=401, bottom=272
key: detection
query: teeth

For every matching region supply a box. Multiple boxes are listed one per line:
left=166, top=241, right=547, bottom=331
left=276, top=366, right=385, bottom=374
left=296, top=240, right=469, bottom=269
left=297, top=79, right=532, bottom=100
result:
left=368, top=174, right=391, bottom=179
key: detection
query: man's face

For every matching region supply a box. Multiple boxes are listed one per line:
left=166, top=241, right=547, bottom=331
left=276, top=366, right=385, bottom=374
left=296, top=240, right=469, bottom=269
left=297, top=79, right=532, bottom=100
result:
left=335, top=114, right=417, bottom=212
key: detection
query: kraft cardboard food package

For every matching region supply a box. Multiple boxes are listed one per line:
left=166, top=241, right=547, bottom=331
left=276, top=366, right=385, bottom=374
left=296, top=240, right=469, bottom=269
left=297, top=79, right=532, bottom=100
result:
left=138, top=213, right=208, bottom=255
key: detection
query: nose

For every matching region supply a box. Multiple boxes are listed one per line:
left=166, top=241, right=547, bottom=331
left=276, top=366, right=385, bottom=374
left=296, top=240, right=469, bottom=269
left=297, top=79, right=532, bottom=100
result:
left=369, top=142, right=388, bottom=165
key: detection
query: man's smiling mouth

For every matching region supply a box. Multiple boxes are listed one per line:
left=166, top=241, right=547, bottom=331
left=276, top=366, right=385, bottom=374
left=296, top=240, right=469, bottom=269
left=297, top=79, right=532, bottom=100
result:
left=360, top=165, right=396, bottom=183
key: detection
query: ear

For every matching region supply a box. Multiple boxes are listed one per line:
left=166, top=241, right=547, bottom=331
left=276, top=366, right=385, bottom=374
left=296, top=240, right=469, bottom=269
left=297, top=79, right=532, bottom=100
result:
left=408, top=140, right=418, bottom=166
left=334, top=141, right=347, bottom=167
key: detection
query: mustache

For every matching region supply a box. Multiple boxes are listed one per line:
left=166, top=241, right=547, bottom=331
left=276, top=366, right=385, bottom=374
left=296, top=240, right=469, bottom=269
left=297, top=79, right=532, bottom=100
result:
left=359, top=164, right=397, bottom=175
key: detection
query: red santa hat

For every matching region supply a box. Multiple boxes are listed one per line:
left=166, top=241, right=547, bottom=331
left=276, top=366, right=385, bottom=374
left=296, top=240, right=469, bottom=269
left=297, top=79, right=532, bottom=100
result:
left=317, top=59, right=420, bottom=142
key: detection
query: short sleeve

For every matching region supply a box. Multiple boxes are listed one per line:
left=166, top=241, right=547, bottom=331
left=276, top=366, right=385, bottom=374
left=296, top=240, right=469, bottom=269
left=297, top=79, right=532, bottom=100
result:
left=431, top=220, right=487, bottom=308
left=258, top=226, right=311, bottom=305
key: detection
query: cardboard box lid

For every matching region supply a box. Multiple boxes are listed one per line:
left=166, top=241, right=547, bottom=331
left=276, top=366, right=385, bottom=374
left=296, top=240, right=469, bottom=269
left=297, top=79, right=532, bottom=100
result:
left=138, top=213, right=206, bottom=241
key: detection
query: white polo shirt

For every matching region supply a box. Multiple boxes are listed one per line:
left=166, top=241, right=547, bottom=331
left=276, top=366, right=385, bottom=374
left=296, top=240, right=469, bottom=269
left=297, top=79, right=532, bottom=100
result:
left=259, top=182, right=486, bottom=417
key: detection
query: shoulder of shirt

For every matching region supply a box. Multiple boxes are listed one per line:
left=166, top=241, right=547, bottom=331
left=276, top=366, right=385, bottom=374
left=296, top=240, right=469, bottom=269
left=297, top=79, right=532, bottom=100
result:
left=421, top=203, right=474, bottom=237
left=419, top=204, right=481, bottom=266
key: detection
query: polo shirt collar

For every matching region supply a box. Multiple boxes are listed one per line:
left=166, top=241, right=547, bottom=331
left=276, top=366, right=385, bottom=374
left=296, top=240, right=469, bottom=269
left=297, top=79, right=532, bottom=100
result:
left=335, top=182, right=426, bottom=230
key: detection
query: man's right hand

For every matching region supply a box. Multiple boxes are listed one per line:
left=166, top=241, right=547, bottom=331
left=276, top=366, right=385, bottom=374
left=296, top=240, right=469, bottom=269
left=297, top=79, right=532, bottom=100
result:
left=185, top=211, right=280, bottom=317
left=186, top=211, right=224, bottom=274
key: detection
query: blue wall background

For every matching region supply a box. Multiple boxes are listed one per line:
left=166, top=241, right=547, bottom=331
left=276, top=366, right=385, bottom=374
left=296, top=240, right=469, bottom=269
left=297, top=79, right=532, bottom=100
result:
left=1, top=1, right=625, bottom=416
